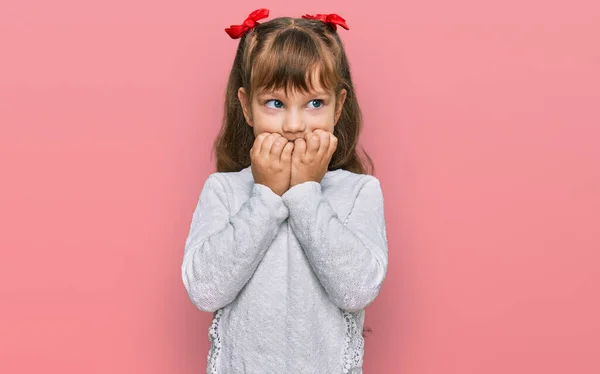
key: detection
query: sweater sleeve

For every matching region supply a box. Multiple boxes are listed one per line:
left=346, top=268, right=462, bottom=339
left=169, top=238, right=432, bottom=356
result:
left=182, top=175, right=289, bottom=312
left=281, top=177, right=388, bottom=312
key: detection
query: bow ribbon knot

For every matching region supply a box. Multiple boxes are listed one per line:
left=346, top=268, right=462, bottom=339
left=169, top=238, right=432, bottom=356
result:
left=301, top=13, right=349, bottom=31
left=225, top=8, right=270, bottom=39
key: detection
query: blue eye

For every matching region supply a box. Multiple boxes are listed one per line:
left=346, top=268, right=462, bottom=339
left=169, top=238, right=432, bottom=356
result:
left=265, top=99, right=283, bottom=109
left=309, top=100, right=323, bottom=108
left=264, top=99, right=323, bottom=109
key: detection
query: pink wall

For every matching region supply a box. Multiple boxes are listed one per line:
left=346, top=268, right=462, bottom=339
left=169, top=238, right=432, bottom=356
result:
left=1, top=0, right=599, bottom=373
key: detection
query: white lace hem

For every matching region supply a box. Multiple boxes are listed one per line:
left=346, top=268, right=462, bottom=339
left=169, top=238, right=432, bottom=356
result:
left=341, top=310, right=364, bottom=373
left=206, top=308, right=363, bottom=373
left=206, top=309, right=223, bottom=374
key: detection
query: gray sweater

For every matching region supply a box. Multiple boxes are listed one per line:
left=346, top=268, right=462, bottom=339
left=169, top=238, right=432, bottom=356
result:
left=182, top=166, right=388, bottom=373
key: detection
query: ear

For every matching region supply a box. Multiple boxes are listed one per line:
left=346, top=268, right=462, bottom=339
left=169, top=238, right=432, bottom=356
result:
left=334, top=88, right=347, bottom=125
left=237, top=87, right=254, bottom=127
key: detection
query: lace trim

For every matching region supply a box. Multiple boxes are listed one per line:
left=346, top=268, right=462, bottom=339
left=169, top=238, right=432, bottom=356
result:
left=207, top=309, right=223, bottom=374
left=341, top=311, right=364, bottom=373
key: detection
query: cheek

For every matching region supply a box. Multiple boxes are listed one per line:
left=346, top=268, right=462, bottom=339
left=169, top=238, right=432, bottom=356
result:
left=249, top=110, right=281, bottom=133
left=305, top=108, right=336, bottom=131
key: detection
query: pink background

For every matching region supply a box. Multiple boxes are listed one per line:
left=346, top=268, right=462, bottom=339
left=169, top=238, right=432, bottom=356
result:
left=1, top=0, right=599, bottom=373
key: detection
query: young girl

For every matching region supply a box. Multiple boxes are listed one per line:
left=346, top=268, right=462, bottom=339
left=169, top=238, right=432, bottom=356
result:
left=182, top=8, right=388, bottom=373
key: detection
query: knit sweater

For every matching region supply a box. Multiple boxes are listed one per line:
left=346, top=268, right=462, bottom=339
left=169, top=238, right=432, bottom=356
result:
left=182, top=165, right=388, bottom=374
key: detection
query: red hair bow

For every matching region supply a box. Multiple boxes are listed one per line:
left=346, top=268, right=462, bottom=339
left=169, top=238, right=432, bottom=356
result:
left=225, top=8, right=270, bottom=39
left=301, top=13, right=349, bottom=31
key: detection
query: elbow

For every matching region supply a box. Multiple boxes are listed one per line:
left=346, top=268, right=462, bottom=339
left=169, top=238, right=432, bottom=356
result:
left=187, top=288, right=222, bottom=313
left=334, top=287, right=382, bottom=312
left=182, top=276, right=226, bottom=313
left=181, top=261, right=228, bottom=313
left=332, top=266, right=387, bottom=312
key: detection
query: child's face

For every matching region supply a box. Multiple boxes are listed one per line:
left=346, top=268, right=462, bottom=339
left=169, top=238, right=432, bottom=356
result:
left=238, top=81, right=347, bottom=141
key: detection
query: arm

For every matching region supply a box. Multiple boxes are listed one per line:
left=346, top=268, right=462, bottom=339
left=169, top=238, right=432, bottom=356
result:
left=182, top=175, right=289, bottom=312
left=281, top=177, right=388, bottom=312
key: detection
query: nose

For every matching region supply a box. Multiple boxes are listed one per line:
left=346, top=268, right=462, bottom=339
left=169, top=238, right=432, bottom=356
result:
left=282, top=109, right=306, bottom=135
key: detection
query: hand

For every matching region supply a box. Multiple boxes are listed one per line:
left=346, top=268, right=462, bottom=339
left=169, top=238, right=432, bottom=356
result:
left=290, top=129, right=338, bottom=188
left=250, top=132, right=294, bottom=196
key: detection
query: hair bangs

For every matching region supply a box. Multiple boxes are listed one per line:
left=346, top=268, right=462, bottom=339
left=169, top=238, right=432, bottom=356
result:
left=250, top=28, right=339, bottom=97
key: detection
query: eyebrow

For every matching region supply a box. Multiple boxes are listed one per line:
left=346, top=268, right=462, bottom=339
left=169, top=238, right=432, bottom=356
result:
left=257, top=89, right=330, bottom=97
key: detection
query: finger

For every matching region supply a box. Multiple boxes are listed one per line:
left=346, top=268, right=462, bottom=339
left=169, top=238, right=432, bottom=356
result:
left=252, top=133, right=269, bottom=157
left=260, top=133, right=278, bottom=155
left=270, top=136, right=287, bottom=156
left=327, top=134, right=338, bottom=158
left=280, top=141, right=294, bottom=164
left=316, top=130, right=330, bottom=157
left=293, top=138, right=306, bottom=160
left=306, top=132, right=320, bottom=155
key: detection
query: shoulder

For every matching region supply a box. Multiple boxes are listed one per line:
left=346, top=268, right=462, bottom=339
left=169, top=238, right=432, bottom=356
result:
left=201, top=166, right=254, bottom=201
left=323, top=168, right=382, bottom=195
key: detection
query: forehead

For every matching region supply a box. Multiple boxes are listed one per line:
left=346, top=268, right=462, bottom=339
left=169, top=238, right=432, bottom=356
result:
left=250, top=35, right=339, bottom=99
left=256, top=68, right=333, bottom=96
